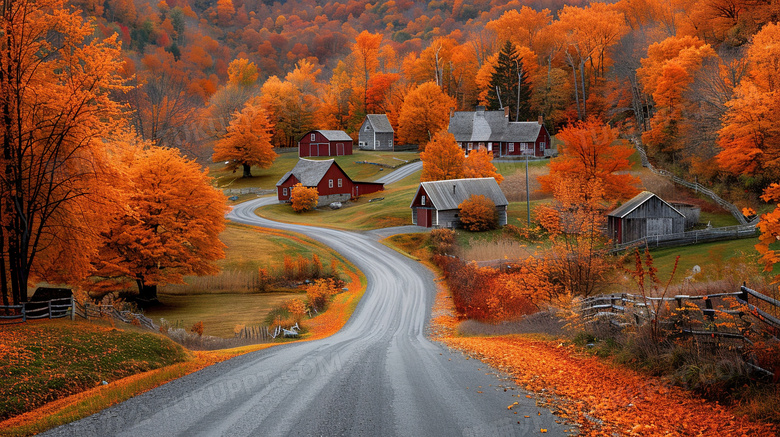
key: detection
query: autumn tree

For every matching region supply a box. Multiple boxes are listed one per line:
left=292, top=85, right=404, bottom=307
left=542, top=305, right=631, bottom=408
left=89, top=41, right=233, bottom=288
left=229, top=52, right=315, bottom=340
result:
left=212, top=102, right=277, bottom=177
left=350, top=31, right=383, bottom=116
left=464, top=150, right=504, bottom=184
left=90, top=146, right=228, bottom=303
left=718, top=23, right=780, bottom=188
left=486, top=41, right=532, bottom=122
left=420, top=131, right=465, bottom=182
left=459, top=195, right=498, bottom=232
left=397, top=82, right=455, bottom=147
left=290, top=183, right=318, bottom=213
left=0, top=0, right=127, bottom=305
left=540, top=119, right=640, bottom=202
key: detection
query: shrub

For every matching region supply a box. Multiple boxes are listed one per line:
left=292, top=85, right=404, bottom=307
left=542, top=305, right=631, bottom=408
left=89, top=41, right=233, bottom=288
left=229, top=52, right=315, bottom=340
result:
left=306, top=278, right=339, bottom=312
left=458, top=194, right=497, bottom=231
left=190, top=321, right=204, bottom=336
left=290, top=183, right=318, bottom=212
left=429, top=228, right=456, bottom=255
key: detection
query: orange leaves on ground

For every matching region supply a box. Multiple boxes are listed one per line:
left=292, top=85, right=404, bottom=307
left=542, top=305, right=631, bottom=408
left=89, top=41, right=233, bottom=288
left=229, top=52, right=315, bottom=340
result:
left=303, top=270, right=363, bottom=341
left=290, top=183, right=319, bottom=213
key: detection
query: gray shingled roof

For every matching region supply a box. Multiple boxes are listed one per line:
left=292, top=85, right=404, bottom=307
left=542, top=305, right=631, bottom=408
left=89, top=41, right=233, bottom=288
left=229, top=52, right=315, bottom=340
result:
left=276, top=158, right=335, bottom=187
left=317, top=130, right=353, bottom=141
left=366, top=114, right=394, bottom=133
left=607, top=191, right=684, bottom=218
left=448, top=109, right=541, bottom=143
left=412, top=178, right=508, bottom=210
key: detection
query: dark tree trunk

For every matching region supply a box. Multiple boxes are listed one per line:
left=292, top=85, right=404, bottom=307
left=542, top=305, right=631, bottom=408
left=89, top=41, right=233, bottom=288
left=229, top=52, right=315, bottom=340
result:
left=136, top=279, right=160, bottom=305
left=242, top=163, right=252, bottom=178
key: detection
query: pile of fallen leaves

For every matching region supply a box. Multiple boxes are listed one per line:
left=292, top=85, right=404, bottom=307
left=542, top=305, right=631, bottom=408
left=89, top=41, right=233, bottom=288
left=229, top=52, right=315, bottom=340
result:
left=431, top=289, right=777, bottom=436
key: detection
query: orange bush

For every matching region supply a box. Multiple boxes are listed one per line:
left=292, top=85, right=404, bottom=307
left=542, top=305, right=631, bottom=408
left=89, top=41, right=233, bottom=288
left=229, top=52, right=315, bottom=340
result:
left=306, top=278, right=339, bottom=312
left=190, top=321, right=204, bottom=336
left=458, top=194, right=497, bottom=231
left=290, top=183, right=318, bottom=212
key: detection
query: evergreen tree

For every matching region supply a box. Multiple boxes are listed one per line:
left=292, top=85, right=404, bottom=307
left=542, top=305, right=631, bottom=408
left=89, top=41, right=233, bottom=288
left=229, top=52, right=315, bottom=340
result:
left=487, top=41, right=532, bottom=122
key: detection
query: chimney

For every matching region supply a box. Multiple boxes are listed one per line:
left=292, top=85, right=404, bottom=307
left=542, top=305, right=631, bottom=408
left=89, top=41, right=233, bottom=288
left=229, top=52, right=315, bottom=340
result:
left=452, top=184, right=456, bottom=194
left=504, top=107, right=509, bottom=118
left=538, top=115, right=544, bottom=126
left=449, top=107, right=455, bottom=119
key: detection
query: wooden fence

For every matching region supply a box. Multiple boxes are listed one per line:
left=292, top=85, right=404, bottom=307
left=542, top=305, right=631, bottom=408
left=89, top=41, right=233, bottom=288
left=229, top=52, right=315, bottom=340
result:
left=235, top=325, right=270, bottom=341
left=631, top=138, right=758, bottom=226
left=611, top=224, right=758, bottom=252
left=0, top=297, right=75, bottom=324
left=580, top=285, right=780, bottom=335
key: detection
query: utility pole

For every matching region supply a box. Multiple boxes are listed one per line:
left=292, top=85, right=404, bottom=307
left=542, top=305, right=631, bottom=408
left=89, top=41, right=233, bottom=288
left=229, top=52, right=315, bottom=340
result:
left=525, top=154, right=531, bottom=226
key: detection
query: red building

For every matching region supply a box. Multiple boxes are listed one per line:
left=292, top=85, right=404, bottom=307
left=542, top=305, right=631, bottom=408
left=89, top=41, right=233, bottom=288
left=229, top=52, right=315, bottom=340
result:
left=447, top=107, right=553, bottom=158
left=277, top=159, right=383, bottom=206
left=298, top=130, right=354, bottom=157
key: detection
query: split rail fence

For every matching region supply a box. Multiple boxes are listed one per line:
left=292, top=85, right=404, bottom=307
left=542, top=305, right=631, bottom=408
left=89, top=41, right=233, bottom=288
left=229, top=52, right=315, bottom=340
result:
left=0, top=296, right=156, bottom=330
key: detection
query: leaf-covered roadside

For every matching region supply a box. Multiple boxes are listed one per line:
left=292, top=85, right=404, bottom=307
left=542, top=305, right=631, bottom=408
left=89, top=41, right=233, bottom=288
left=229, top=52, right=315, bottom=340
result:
left=430, top=290, right=776, bottom=436
left=0, top=320, right=189, bottom=422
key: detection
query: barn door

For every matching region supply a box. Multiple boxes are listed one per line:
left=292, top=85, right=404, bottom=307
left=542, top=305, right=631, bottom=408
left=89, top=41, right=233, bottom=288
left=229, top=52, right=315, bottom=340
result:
left=310, top=145, right=317, bottom=157
left=418, top=208, right=432, bottom=227
left=337, top=143, right=343, bottom=155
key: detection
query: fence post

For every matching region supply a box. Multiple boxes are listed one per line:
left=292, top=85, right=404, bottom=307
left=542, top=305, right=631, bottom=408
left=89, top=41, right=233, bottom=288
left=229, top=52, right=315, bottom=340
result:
left=70, top=296, right=75, bottom=321
left=740, top=283, right=749, bottom=304
left=85, top=302, right=89, bottom=320
left=48, top=300, right=52, bottom=319
left=22, top=303, right=26, bottom=322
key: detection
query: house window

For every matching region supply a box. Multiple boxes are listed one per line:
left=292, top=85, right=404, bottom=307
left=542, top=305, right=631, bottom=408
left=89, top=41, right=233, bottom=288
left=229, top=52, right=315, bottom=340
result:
left=467, top=143, right=472, bottom=151
left=508, top=143, right=514, bottom=152
left=338, top=178, right=343, bottom=188
left=282, top=188, right=288, bottom=196
left=329, top=179, right=334, bottom=188
left=311, top=133, right=315, bottom=141
left=365, top=125, right=370, bottom=131
left=541, top=141, right=546, bottom=149
left=421, top=195, right=426, bottom=206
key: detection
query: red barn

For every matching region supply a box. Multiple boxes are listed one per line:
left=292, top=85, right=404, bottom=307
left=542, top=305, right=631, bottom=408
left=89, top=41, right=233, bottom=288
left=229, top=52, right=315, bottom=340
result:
left=277, top=159, right=383, bottom=206
left=298, top=130, right=354, bottom=157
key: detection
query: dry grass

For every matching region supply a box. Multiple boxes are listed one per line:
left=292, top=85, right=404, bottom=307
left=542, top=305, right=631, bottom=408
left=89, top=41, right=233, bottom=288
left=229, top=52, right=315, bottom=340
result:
left=457, top=238, right=534, bottom=262
left=501, top=165, right=550, bottom=202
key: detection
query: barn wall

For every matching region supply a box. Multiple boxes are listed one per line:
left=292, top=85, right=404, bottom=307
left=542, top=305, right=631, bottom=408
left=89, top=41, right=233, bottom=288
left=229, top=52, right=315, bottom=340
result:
left=277, top=175, right=300, bottom=201
left=437, top=209, right=459, bottom=228
left=619, top=197, right=686, bottom=242
left=316, top=165, right=354, bottom=197
left=358, top=120, right=372, bottom=148
left=376, top=132, right=394, bottom=149
left=497, top=206, right=508, bottom=226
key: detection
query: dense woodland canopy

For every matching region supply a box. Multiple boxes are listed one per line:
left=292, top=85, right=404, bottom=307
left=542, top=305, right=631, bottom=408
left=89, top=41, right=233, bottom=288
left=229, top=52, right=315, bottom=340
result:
left=2, top=0, right=780, bottom=303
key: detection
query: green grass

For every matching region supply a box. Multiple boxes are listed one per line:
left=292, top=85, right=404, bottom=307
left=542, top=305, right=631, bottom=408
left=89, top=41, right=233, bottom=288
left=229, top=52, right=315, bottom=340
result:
left=210, top=149, right=420, bottom=190
left=493, top=158, right=549, bottom=178
left=144, top=293, right=303, bottom=338
left=641, top=237, right=763, bottom=284
left=0, top=320, right=189, bottom=422
left=698, top=211, right=740, bottom=228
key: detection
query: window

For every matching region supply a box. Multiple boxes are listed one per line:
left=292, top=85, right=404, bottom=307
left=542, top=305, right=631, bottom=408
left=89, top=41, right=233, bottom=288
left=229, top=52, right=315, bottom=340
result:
left=421, top=195, right=426, bottom=206
left=329, top=179, right=333, bottom=188
left=310, top=133, right=315, bottom=141
left=365, top=124, right=370, bottom=131
left=338, top=178, right=342, bottom=188
left=540, top=141, right=546, bottom=149
left=282, top=188, right=287, bottom=196
left=508, top=143, right=514, bottom=152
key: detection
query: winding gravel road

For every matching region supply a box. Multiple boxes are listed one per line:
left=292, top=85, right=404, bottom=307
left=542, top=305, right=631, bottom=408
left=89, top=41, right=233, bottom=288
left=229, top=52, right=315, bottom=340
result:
left=44, top=195, right=569, bottom=437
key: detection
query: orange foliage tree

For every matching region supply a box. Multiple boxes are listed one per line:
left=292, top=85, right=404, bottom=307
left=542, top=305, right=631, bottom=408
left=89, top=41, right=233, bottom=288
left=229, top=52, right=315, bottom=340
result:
left=90, top=146, right=228, bottom=303
left=540, top=119, right=640, bottom=202
left=717, top=23, right=780, bottom=188
left=212, top=102, right=277, bottom=177
left=397, top=82, right=455, bottom=147
left=458, top=195, right=498, bottom=232
left=290, top=183, right=318, bottom=212
left=0, top=0, right=127, bottom=305
left=463, top=150, right=504, bottom=184
left=420, top=131, right=464, bottom=182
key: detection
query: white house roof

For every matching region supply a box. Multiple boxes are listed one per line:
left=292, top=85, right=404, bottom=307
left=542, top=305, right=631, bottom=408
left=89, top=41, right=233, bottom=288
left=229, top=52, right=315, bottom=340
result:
left=276, top=158, right=335, bottom=187
left=607, top=191, right=685, bottom=218
left=412, top=178, right=508, bottom=210
left=366, top=114, right=394, bottom=133
left=448, top=108, right=542, bottom=143
left=317, top=130, right=353, bottom=142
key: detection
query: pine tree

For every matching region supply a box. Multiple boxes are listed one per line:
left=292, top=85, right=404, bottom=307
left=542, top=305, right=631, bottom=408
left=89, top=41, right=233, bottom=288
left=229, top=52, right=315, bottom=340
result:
left=486, top=41, right=532, bottom=122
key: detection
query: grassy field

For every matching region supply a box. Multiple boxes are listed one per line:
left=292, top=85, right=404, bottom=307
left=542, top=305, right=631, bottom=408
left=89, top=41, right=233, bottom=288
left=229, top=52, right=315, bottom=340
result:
left=256, top=170, right=422, bottom=230
left=144, top=293, right=303, bottom=338
left=0, top=320, right=189, bottom=422
left=210, top=149, right=420, bottom=190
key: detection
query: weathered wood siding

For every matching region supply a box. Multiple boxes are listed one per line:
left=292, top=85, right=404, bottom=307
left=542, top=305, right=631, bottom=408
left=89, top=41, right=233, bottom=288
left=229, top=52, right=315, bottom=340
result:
left=609, top=196, right=685, bottom=243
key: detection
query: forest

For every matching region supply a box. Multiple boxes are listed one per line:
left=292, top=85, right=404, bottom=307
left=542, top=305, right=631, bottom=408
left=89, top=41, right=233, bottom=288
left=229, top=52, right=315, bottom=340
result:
left=2, top=0, right=780, bottom=307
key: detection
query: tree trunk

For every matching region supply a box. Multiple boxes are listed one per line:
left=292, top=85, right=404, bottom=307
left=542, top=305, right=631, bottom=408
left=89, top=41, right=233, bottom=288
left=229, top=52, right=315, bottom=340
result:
left=136, top=279, right=160, bottom=305
left=242, top=163, right=252, bottom=178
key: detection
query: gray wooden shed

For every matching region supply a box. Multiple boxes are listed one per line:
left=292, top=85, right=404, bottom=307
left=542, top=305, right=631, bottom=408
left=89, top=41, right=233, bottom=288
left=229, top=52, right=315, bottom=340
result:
left=358, top=114, right=394, bottom=150
left=410, top=178, right=508, bottom=228
left=607, top=191, right=686, bottom=244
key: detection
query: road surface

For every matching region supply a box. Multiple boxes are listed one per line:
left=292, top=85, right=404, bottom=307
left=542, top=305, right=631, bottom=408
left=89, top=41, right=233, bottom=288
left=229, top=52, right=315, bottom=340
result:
left=44, top=197, right=569, bottom=436
left=375, top=160, right=422, bottom=185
